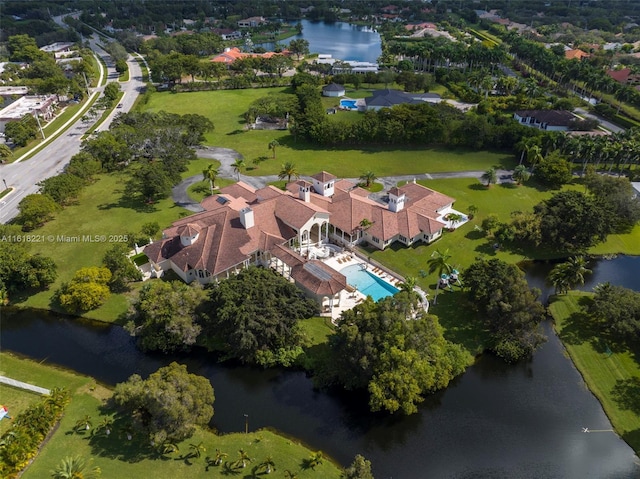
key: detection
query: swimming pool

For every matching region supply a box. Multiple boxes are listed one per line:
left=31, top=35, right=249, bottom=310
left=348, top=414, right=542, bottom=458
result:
left=341, top=264, right=399, bottom=302
left=340, top=99, right=358, bottom=110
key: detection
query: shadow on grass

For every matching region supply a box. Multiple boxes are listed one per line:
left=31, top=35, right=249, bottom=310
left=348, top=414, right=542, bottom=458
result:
left=622, top=428, right=640, bottom=455
left=468, top=183, right=488, bottom=191
left=227, top=129, right=246, bottom=135
left=87, top=414, right=156, bottom=463
left=465, top=229, right=485, bottom=241
left=97, top=190, right=160, bottom=214
left=474, top=240, right=499, bottom=257
left=430, top=291, right=488, bottom=356
left=612, top=377, right=640, bottom=415
left=498, top=182, right=518, bottom=189
left=554, top=308, right=597, bottom=346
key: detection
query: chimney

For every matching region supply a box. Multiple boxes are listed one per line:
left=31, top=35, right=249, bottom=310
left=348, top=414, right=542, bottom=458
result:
left=299, top=184, right=310, bottom=202
left=239, top=207, right=254, bottom=229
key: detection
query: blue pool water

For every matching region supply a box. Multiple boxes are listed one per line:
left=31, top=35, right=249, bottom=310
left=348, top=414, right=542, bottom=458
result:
left=340, top=99, right=357, bottom=110
left=341, top=264, right=399, bottom=301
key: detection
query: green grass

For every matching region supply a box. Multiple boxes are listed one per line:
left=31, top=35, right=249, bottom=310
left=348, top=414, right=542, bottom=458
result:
left=187, top=178, right=236, bottom=203
left=140, top=88, right=516, bottom=177
left=299, top=316, right=335, bottom=345
left=15, top=171, right=195, bottom=322
left=0, top=385, right=41, bottom=436
left=0, top=188, right=12, bottom=199
left=118, top=67, right=130, bottom=82
left=0, top=353, right=342, bottom=479
left=549, top=293, right=640, bottom=453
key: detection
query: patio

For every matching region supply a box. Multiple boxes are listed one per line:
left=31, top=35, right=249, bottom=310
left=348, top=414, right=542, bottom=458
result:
left=436, top=206, right=469, bottom=230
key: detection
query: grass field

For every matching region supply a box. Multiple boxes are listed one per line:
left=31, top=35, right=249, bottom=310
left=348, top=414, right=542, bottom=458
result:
left=548, top=293, right=640, bottom=453
left=0, top=384, right=41, bottom=436
left=0, top=353, right=343, bottom=479
left=140, top=88, right=517, bottom=177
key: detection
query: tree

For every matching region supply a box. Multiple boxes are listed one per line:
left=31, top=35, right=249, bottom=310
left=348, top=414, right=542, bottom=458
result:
left=212, top=449, right=228, bottom=465
left=57, top=267, right=112, bottom=313
left=129, top=163, right=173, bottom=203
left=231, top=158, right=246, bottom=180
left=50, top=456, right=101, bottom=479
left=0, top=143, right=12, bottom=162
left=359, top=171, right=377, bottom=187
left=590, top=284, right=640, bottom=345
left=202, top=164, right=219, bottom=195
left=308, top=451, right=323, bottom=469
left=113, top=362, right=214, bottom=442
left=481, top=167, right=497, bottom=187
left=548, top=256, right=591, bottom=295
left=535, top=152, right=573, bottom=188
left=584, top=172, right=640, bottom=233
left=427, top=249, right=452, bottom=305
left=278, top=161, right=299, bottom=183
left=235, top=449, right=251, bottom=469
left=259, top=456, right=276, bottom=474
left=463, top=258, right=546, bottom=362
left=103, top=82, right=121, bottom=104
left=512, top=165, right=531, bottom=185
left=16, top=194, right=61, bottom=231
left=534, top=190, right=609, bottom=251
left=74, top=415, right=93, bottom=433
left=203, top=267, right=317, bottom=366
left=188, top=441, right=206, bottom=459
left=342, top=455, right=374, bottom=479
left=289, top=39, right=310, bottom=60
left=102, top=243, right=142, bottom=292
left=38, top=174, right=86, bottom=206
left=268, top=139, right=280, bottom=159
left=327, top=294, right=467, bottom=414
left=126, top=280, right=206, bottom=353
left=5, top=117, right=38, bottom=147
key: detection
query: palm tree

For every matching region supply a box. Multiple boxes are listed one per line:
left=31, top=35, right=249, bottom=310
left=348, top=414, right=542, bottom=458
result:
left=259, top=456, right=276, bottom=474
left=51, top=456, right=101, bottom=479
left=467, top=204, right=478, bottom=219
left=160, top=441, right=179, bottom=455
left=74, top=415, right=92, bottom=433
left=548, top=256, right=592, bottom=295
left=202, top=164, right=219, bottom=195
left=188, top=441, right=206, bottom=459
left=427, top=249, right=453, bottom=305
left=283, top=470, right=299, bottom=479
left=278, top=161, right=299, bottom=183
left=308, top=450, right=324, bottom=469
left=526, top=145, right=543, bottom=171
left=119, top=423, right=134, bottom=441
left=359, top=170, right=377, bottom=187
left=213, top=448, right=228, bottom=465
left=93, top=418, right=113, bottom=437
left=512, top=165, right=531, bottom=185
left=398, top=276, right=417, bottom=294
left=231, top=159, right=246, bottom=181
left=235, top=449, right=251, bottom=469
left=268, top=139, right=280, bottom=159
left=481, top=167, right=497, bottom=187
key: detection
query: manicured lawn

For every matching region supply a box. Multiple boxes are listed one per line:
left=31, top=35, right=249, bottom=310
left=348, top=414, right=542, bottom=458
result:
left=299, top=316, right=335, bottom=345
left=548, top=293, right=640, bottom=454
left=140, top=88, right=517, bottom=177
left=0, top=353, right=343, bottom=479
left=15, top=171, right=195, bottom=322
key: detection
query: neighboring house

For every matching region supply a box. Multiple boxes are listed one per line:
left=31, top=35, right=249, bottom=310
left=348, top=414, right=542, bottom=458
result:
left=322, top=83, right=346, bottom=97
left=331, top=60, right=379, bottom=74
left=39, top=42, right=75, bottom=59
left=565, top=49, right=590, bottom=60
left=606, top=68, right=640, bottom=86
left=631, top=182, right=640, bottom=198
left=211, top=47, right=289, bottom=65
left=237, top=16, right=266, bottom=28
left=145, top=172, right=452, bottom=301
left=364, top=89, right=441, bottom=111
left=0, top=95, right=55, bottom=133
left=513, top=110, right=576, bottom=131
left=212, top=29, right=243, bottom=41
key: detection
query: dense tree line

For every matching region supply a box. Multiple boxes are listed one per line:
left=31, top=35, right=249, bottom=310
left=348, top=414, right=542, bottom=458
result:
left=589, top=284, right=640, bottom=348
left=320, top=293, right=468, bottom=415
left=292, top=83, right=534, bottom=149
left=463, top=258, right=546, bottom=362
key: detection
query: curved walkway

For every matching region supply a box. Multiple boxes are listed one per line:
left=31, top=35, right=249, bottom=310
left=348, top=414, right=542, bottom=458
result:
left=173, top=147, right=515, bottom=210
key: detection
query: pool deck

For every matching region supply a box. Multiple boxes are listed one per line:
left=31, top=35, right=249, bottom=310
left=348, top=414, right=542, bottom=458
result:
left=322, top=252, right=405, bottom=322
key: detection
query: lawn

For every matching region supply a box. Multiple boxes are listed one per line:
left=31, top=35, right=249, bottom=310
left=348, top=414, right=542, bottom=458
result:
left=15, top=170, right=197, bottom=322
left=0, top=385, right=41, bottom=436
left=548, top=293, right=640, bottom=454
left=140, top=88, right=517, bottom=177
left=0, top=353, right=343, bottom=479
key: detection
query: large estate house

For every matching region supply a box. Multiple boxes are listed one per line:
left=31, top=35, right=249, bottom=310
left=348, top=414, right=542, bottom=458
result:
left=144, top=172, right=454, bottom=304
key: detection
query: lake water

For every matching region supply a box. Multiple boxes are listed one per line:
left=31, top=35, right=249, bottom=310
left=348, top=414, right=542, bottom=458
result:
left=259, top=20, right=382, bottom=63
left=1, top=256, right=639, bottom=478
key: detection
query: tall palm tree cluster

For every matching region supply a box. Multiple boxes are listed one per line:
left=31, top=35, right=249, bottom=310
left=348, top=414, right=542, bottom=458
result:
left=507, top=32, right=640, bottom=110
left=559, top=130, right=640, bottom=176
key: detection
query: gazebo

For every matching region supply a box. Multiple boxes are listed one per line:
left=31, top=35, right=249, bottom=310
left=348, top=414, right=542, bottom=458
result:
left=322, top=83, right=346, bottom=97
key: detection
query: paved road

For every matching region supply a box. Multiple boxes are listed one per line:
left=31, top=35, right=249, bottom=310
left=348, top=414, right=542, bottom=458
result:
left=0, top=33, right=144, bottom=223
left=174, top=147, right=515, bottom=210
left=574, top=107, right=624, bottom=134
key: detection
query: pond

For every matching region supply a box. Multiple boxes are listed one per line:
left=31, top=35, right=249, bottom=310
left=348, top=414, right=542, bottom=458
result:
left=258, top=20, right=382, bottom=63
left=1, top=255, right=639, bottom=478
